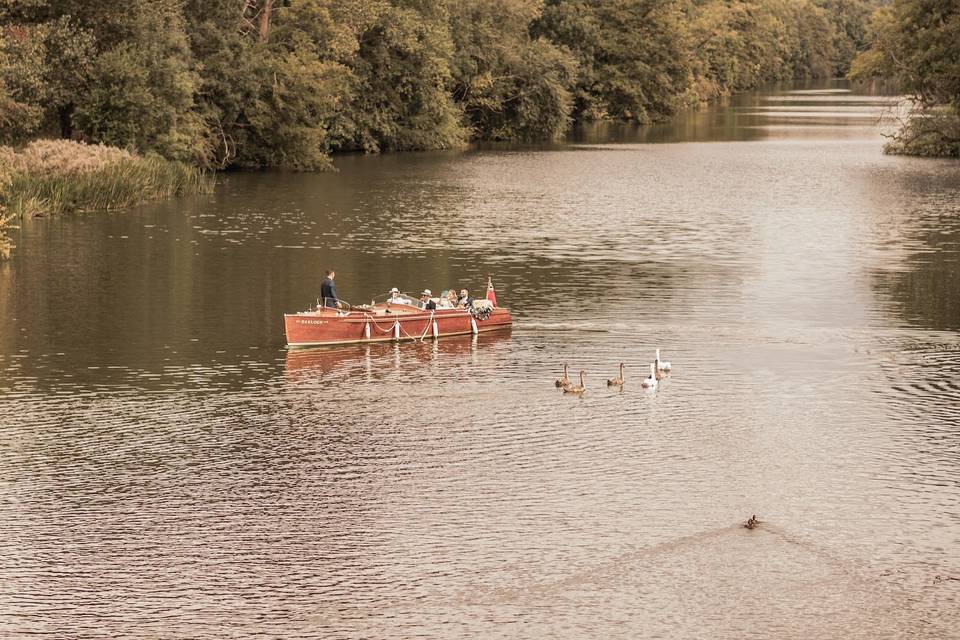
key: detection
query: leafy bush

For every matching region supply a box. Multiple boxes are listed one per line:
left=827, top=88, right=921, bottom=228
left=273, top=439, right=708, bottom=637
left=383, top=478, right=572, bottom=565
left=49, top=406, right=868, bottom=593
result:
left=882, top=109, right=960, bottom=158
left=852, top=0, right=960, bottom=157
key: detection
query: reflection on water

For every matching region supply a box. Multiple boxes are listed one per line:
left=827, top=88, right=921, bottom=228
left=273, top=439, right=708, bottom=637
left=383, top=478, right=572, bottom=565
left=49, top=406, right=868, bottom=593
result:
left=567, top=80, right=900, bottom=145
left=1, top=81, right=959, bottom=638
left=283, top=332, right=510, bottom=383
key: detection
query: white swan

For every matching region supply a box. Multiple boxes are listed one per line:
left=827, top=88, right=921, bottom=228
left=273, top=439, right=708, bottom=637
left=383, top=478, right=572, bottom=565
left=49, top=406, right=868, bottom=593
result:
left=641, top=363, right=658, bottom=388
left=655, top=349, right=672, bottom=372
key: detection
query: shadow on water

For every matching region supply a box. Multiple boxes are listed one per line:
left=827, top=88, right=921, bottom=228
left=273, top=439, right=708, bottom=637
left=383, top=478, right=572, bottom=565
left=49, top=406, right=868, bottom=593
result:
left=871, top=195, right=960, bottom=332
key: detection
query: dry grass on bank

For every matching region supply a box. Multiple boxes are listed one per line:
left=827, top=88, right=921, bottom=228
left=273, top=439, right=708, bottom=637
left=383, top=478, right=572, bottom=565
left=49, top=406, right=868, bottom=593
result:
left=0, top=163, right=13, bottom=260
left=0, top=139, right=213, bottom=259
left=0, top=209, right=13, bottom=260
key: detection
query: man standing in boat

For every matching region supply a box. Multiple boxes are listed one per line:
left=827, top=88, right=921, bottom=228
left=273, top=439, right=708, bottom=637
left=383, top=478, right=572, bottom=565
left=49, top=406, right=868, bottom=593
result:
left=321, top=269, right=338, bottom=308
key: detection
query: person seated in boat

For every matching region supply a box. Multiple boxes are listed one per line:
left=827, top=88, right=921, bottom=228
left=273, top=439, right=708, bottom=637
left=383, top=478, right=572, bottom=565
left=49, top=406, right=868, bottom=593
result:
left=445, top=289, right=458, bottom=308
left=388, top=287, right=414, bottom=306
left=419, top=289, right=437, bottom=310
left=458, top=288, right=474, bottom=308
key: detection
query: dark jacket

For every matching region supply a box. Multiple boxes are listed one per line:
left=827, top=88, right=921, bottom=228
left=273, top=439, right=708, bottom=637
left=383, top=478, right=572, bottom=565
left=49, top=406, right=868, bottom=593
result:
left=422, top=299, right=437, bottom=310
left=321, top=277, right=337, bottom=308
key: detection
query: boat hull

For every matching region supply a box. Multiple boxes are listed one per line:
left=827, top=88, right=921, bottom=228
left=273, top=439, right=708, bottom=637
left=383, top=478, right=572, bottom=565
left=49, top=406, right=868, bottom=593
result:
left=284, top=307, right=512, bottom=347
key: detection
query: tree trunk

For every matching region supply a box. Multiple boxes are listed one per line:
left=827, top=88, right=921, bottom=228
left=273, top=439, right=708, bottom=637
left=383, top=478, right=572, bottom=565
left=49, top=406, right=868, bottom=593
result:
left=258, top=0, right=273, bottom=42
left=59, top=104, right=74, bottom=139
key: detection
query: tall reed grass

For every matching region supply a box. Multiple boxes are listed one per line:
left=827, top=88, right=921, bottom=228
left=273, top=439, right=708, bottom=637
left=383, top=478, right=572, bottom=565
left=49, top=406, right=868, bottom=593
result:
left=0, top=209, right=13, bottom=260
left=0, top=140, right=214, bottom=259
left=0, top=162, right=13, bottom=260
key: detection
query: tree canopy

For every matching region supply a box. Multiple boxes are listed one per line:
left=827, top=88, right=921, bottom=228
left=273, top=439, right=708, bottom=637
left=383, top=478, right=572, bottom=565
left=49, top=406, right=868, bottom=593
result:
left=0, top=0, right=887, bottom=168
left=851, top=0, right=960, bottom=157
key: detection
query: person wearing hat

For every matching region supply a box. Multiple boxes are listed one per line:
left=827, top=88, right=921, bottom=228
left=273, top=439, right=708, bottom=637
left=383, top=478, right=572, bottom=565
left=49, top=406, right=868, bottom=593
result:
left=388, top=287, right=413, bottom=306
left=419, top=289, right=437, bottom=310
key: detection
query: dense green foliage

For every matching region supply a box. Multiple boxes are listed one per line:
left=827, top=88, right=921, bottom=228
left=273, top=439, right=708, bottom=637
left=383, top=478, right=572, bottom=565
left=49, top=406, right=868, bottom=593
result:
left=533, top=0, right=689, bottom=121
left=686, top=0, right=876, bottom=102
left=449, top=1, right=576, bottom=140
left=0, top=0, right=881, bottom=168
left=851, top=0, right=960, bottom=157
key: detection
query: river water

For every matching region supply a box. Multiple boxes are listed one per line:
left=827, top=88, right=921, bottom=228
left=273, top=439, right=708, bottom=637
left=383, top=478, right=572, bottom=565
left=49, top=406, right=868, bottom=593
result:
left=2, top=81, right=959, bottom=638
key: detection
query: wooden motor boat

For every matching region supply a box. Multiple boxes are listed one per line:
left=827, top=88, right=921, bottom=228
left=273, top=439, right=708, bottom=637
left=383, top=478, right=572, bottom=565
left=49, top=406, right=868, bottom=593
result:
left=284, top=292, right=512, bottom=348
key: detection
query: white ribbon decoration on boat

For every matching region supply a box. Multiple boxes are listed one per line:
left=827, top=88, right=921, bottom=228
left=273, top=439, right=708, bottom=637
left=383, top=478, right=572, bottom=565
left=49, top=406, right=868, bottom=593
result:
left=418, top=310, right=436, bottom=342
left=362, top=313, right=400, bottom=335
left=361, top=309, right=472, bottom=342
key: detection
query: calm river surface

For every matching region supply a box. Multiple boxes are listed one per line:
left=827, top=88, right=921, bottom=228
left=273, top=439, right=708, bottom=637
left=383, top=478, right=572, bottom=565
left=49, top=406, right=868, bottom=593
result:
left=2, top=81, right=960, bottom=639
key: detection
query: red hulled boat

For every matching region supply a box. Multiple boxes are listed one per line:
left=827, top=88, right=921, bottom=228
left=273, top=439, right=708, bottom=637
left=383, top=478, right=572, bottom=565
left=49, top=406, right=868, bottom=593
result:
left=284, top=281, right=512, bottom=347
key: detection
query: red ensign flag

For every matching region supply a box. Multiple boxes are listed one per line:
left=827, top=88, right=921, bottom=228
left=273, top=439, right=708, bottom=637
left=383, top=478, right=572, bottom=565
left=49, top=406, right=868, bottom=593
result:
left=486, top=277, right=497, bottom=307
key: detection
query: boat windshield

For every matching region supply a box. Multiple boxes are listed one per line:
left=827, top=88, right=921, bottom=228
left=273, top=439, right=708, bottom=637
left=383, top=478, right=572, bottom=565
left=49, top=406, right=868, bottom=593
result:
left=366, top=291, right=462, bottom=311
left=386, top=294, right=417, bottom=306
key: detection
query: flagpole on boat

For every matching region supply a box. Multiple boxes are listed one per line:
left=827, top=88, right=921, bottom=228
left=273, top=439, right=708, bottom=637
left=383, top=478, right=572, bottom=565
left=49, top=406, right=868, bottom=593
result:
left=486, top=276, right=497, bottom=307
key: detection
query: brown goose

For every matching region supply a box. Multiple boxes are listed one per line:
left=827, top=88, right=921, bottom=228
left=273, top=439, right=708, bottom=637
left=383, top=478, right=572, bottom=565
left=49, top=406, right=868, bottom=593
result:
left=607, top=363, right=625, bottom=386
left=555, top=364, right=571, bottom=388
left=563, top=371, right=586, bottom=394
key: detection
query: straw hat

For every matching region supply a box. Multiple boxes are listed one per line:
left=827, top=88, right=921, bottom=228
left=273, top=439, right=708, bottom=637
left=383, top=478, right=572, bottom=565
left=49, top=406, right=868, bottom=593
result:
left=421, top=289, right=432, bottom=296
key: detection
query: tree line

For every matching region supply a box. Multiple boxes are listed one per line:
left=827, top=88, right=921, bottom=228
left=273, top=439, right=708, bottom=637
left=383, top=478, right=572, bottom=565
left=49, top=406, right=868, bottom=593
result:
left=1, top=0, right=886, bottom=170
left=852, top=0, right=960, bottom=157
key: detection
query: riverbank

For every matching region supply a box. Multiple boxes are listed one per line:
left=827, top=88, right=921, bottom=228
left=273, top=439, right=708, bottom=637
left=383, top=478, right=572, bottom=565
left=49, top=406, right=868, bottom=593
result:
left=0, top=208, right=12, bottom=260
left=3, top=1, right=881, bottom=173
left=883, top=109, right=960, bottom=158
left=0, top=140, right=213, bottom=260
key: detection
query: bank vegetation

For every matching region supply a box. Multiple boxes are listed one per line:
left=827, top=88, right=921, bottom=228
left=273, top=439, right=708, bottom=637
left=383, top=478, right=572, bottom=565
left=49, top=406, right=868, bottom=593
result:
left=11, top=0, right=955, bottom=257
left=1, top=0, right=882, bottom=171
left=0, top=140, right=211, bottom=258
left=851, top=0, right=960, bottom=157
